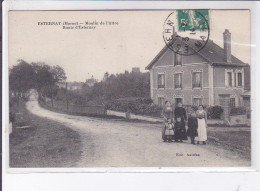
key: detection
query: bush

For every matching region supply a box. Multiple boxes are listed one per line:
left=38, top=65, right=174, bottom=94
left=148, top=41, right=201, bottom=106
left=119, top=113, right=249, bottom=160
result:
left=207, top=106, right=223, bottom=119
left=230, top=107, right=247, bottom=116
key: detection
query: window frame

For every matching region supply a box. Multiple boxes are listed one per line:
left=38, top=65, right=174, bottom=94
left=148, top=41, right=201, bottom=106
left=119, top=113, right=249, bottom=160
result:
left=227, top=72, right=233, bottom=87
left=174, top=72, right=183, bottom=89
left=237, top=72, right=243, bottom=87
left=175, top=98, right=183, bottom=105
left=174, top=53, right=182, bottom=66
left=158, top=97, right=165, bottom=107
left=230, top=97, right=236, bottom=108
left=192, top=71, right=203, bottom=89
left=157, top=73, right=165, bottom=89
left=192, top=97, right=203, bottom=106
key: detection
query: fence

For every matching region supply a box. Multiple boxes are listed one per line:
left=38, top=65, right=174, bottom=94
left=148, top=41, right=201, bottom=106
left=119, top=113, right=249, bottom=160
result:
left=39, top=97, right=106, bottom=116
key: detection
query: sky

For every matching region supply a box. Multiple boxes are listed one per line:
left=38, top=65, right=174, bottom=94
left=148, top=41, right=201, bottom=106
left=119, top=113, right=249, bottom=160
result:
left=9, top=10, right=250, bottom=82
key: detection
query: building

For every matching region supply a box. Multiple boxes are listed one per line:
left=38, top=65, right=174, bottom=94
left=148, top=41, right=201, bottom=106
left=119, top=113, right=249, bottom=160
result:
left=146, top=29, right=250, bottom=108
left=67, top=82, right=84, bottom=91
left=132, top=67, right=141, bottom=73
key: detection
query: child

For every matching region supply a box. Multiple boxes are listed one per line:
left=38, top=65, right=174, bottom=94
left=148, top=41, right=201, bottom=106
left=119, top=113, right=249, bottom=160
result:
left=174, top=117, right=187, bottom=142
left=187, top=111, right=198, bottom=144
left=164, top=118, right=174, bottom=142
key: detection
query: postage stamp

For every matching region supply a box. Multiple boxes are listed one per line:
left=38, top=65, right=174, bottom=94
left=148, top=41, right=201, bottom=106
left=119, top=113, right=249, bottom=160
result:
left=163, top=10, right=210, bottom=56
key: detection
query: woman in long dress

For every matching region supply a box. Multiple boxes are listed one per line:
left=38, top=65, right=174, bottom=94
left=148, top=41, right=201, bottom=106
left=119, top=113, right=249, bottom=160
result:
left=196, top=105, right=207, bottom=145
left=161, top=101, right=174, bottom=142
left=174, top=102, right=187, bottom=142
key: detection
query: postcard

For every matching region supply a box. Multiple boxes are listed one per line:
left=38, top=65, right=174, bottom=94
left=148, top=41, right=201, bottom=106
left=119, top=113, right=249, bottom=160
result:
left=7, top=9, right=251, bottom=168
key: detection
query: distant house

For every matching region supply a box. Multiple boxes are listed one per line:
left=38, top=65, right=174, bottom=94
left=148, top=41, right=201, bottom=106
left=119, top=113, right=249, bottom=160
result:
left=132, top=67, right=141, bottom=73
left=67, top=82, right=84, bottom=91
left=85, top=77, right=96, bottom=87
left=146, top=29, right=250, bottom=108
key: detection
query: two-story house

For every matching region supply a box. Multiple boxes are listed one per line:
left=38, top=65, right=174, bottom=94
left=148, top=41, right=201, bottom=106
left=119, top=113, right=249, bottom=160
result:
left=146, top=29, right=250, bottom=108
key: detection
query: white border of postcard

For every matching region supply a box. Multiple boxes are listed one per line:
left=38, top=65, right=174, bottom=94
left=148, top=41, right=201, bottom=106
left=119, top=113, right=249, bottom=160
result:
left=2, top=1, right=260, bottom=174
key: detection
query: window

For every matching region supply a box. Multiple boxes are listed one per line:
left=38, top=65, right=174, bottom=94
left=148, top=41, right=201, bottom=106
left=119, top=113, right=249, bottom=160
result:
left=230, top=98, right=236, bottom=108
left=193, top=98, right=203, bottom=106
left=158, top=74, right=165, bottom=88
left=237, top=72, right=242, bottom=87
left=158, top=97, right=165, bottom=107
left=192, top=72, right=202, bottom=88
left=174, top=73, right=182, bottom=89
left=175, top=98, right=183, bottom=105
left=174, top=53, right=182, bottom=66
left=227, top=72, right=232, bottom=87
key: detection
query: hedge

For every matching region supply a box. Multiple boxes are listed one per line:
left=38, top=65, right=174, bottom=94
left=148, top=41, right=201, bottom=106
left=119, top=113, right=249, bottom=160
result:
left=230, top=107, right=247, bottom=116
left=106, top=98, right=224, bottom=119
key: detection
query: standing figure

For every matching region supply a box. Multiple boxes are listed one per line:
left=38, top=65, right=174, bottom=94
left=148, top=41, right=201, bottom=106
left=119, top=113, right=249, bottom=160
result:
left=174, top=102, right=187, bottom=122
left=196, top=105, right=208, bottom=145
left=161, top=101, right=174, bottom=142
left=174, top=117, right=187, bottom=142
left=187, top=110, right=198, bottom=144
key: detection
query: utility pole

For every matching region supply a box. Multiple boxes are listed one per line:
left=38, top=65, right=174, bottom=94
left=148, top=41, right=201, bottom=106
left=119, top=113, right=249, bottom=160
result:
left=51, top=85, right=54, bottom=108
left=65, top=82, right=69, bottom=111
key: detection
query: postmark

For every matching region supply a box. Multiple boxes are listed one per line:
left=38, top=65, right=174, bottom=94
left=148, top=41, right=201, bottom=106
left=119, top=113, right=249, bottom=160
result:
left=163, top=10, right=210, bottom=56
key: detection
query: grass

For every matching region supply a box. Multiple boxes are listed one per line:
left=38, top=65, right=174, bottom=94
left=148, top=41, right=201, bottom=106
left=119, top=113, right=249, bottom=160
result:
left=207, top=127, right=251, bottom=160
left=9, top=102, right=82, bottom=168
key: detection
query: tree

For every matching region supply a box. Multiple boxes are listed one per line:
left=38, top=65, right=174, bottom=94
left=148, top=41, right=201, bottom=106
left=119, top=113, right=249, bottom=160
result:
left=82, top=70, right=150, bottom=103
left=9, top=60, right=34, bottom=104
left=9, top=60, right=67, bottom=106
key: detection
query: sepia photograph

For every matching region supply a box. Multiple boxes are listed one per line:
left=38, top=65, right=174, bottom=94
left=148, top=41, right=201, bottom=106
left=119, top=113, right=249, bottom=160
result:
left=8, top=9, right=251, bottom=168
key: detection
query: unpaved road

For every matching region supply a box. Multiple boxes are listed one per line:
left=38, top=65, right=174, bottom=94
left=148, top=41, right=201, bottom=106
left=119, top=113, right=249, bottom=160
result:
left=26, top=95, right=250, bottom=167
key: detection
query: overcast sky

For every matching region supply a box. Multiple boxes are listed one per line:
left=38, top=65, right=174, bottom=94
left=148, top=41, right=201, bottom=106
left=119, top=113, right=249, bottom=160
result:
left=9, top=10, right=250, bottom=82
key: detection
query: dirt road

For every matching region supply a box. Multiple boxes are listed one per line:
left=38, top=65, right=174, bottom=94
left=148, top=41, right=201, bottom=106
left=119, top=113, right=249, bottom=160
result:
left=26, top=95, right=249, bottom=167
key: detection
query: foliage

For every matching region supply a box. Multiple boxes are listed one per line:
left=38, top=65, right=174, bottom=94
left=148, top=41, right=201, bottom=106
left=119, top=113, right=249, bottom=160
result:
left=9, top=60, right=35, bottom=96
left=82, top=71, right=150, bottom=102
left=9, top=60, right=67, bottom=102
left=207, top=105, right=223, bottom=119
left=106, top=98, right=162, bottom=117
left=230, top=107, right=247, bottom=116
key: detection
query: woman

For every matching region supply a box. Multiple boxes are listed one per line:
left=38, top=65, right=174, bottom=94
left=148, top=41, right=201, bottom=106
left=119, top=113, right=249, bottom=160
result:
left=196, top=105, right=208, bottom=145
left=161, top=101, right=174, bottom=142
left=174, top=102, right=187, bottom=122
left=174, top=102, right=187, bottom=142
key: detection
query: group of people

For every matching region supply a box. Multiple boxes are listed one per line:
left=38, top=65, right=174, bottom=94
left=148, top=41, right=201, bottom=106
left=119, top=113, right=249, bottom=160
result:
left=161, top=101, right=208, bottom=145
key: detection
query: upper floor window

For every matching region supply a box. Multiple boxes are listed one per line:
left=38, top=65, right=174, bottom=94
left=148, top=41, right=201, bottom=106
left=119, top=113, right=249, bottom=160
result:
left=192, top=72, right=202, bottom=88
left=174, top=53, right=182, bottom=66
left=174, top=73, right=182, bottom=89
left=227, top=72, right=232, bottom=87
left=237, top=72, right=242, bottom=87
left=158, top=74, right=165, bottom=88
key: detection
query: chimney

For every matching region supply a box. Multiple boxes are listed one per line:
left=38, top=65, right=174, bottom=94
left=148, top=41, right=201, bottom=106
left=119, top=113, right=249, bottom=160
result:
left=223, top=29, right=231, bottom=63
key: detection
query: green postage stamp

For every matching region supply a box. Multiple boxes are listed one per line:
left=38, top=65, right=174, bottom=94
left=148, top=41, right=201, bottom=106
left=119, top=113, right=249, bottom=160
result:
left=178, top=10, right=209, bottom=32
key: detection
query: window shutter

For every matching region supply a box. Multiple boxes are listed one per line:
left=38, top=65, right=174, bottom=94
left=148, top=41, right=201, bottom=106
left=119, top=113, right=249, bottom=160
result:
left=232, top=72, right=235, bottom=87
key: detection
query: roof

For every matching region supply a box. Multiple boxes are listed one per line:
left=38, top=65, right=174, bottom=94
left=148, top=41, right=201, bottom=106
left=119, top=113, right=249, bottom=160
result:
left=145, top=39, right=248, bottom=70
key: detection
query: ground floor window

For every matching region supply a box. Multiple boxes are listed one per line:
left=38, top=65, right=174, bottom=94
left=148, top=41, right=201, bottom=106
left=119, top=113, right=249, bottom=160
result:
left=175, top=98, right=183, bottom=105
left=230, top=97, right=236, bottom=108
left=158, top=97, right=165, bottom=107
left=192, top=98, right=203, bottom=106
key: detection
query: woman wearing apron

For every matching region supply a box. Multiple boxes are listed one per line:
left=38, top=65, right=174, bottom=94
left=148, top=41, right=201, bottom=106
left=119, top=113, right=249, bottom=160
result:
left=196, top=105, right=208, bottom=145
